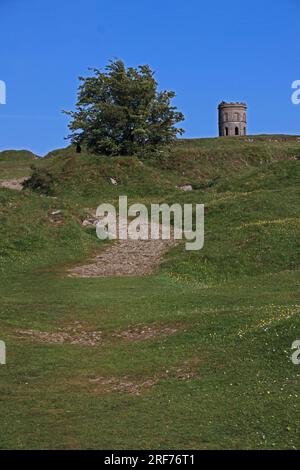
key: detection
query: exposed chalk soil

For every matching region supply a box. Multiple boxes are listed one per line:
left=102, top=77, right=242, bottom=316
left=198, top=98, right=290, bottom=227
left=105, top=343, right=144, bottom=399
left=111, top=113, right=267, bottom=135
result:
left=0, top=178, right=27, bottom=191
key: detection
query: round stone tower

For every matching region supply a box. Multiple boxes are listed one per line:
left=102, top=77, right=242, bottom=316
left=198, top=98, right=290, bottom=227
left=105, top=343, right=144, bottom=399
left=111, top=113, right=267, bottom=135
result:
left=218, top=101, right=247, bottom=137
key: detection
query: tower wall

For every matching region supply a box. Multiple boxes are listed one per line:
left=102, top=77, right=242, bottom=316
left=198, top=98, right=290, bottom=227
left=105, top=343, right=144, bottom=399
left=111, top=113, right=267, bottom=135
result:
left=218, top=102, right=247, bottom=137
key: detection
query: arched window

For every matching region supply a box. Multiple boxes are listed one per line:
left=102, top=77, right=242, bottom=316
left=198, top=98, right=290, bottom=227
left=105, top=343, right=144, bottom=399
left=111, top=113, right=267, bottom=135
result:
left=224, top=112, right=228, bottom=122
left=235, top=127, right=239, bottom=136
left=235, top=112, right=240, bottom=121
left=225, top=127, right=229, bottom=136
left=244, top=127, right=246, bottom=135
left=243, top=113, right=246, bottom=121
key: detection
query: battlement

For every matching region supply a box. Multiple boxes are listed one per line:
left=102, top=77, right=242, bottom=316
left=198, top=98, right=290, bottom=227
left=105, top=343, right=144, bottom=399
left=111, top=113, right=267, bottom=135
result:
left=218, top=101, right=247, bottom=109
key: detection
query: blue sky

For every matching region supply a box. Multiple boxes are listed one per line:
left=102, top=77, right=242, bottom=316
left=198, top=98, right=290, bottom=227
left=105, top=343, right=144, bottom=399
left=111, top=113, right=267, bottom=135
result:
left=0, top=0, right=299, bottom=155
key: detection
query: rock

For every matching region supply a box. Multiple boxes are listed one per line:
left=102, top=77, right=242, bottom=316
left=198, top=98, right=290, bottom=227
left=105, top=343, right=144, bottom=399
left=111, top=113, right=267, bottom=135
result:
left=177, top=184, right=193, bottom=192
left=82, top=216, right=102, bottom=226
left=82, top=218, right=95, bottom=227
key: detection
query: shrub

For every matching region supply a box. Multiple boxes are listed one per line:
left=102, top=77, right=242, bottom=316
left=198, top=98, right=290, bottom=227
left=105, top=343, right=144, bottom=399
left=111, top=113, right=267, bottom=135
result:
left=23, top=168, right=56, bottom=195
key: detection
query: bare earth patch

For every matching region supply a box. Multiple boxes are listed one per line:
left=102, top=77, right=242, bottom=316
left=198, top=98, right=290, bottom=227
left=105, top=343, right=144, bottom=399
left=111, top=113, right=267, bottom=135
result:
left=16, top=322, right=182, bottom=346
left=68, top=238, right=176, bottom=277
left=16, top=321, right=197, bottom=396
left=88, top=376, right=158, bottom=396
left=16, top=322, right=103, bottom=346
left=48, top=210, right=64, bottom=226
left=112, top=323, right=181, bottom=341
left=0, top=178, right=27, bottom=191
left=69, top=215, right=178, bottom=277
left=174, top=360, right=199, bottom=381
left=87, top=360, right=199, bottom=396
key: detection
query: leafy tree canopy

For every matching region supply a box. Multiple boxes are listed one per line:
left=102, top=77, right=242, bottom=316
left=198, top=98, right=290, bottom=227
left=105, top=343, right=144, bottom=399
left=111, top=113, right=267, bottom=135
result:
left=65, top=60, right=184, bottom=156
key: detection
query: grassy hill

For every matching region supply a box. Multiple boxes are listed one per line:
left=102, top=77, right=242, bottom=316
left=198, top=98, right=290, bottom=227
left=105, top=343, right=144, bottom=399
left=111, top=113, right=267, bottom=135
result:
left=38, top=136, right=300, bottom=193
left=0, top=150, right=37, bottom=179
left=0, top=136, right=299, bottom=449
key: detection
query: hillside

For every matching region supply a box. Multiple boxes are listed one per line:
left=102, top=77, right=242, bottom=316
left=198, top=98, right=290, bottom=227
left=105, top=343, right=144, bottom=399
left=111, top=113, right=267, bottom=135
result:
left=0, top=136, right=299, bottom=449
left=28, top=135, right=300, bottom=200
left=0, top=150, right=37, bottom=180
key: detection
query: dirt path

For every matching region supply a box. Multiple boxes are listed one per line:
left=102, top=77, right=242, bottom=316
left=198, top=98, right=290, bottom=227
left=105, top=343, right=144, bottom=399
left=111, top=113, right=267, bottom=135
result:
left=69, top=216, right=178, bottom=277
left=69, top=238, right=176, bottom=277
left=0, top=178, right=27, bottom=191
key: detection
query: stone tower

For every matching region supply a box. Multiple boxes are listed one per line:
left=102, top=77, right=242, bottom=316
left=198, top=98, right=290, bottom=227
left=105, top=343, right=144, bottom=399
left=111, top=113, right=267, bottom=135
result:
left=218, top=101, right=247, bottom=137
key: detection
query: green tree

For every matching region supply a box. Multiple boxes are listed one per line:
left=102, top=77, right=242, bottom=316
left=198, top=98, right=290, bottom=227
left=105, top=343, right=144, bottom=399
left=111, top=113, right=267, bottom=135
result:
left=65, top=60, right=184, bottom=156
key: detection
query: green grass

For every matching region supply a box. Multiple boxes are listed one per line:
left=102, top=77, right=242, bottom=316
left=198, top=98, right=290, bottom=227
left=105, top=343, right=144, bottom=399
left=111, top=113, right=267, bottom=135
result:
left=0, top=136, right=299, bottom=449
left=22, top=134, right=300, bottom=205
left=0, top=150, right=37, bottom=179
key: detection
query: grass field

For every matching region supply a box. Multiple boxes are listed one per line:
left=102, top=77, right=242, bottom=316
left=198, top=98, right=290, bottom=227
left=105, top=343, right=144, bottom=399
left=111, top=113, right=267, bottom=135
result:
left=0, top=136, right=299, bottom=449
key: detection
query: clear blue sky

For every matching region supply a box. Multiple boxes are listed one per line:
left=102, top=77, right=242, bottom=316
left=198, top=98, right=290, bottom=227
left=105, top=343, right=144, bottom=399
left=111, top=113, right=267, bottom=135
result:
left=0, top=0, right=299, bottom=155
